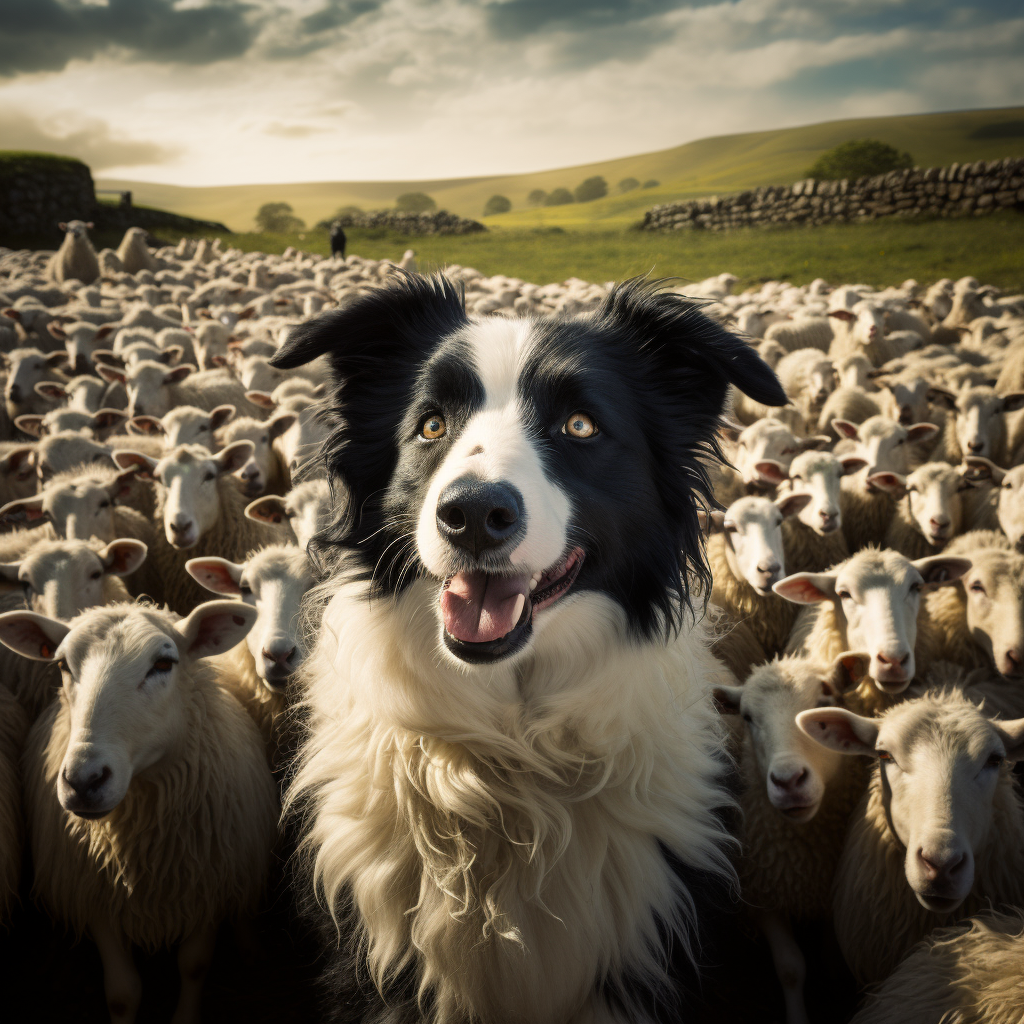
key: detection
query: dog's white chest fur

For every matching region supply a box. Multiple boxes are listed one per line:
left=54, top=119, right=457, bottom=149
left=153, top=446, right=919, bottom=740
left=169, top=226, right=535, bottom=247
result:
left=294, top=579, right=733, bottom=1024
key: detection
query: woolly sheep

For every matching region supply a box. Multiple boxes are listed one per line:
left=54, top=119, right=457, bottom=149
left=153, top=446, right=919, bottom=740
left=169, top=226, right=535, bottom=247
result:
left=775, top=348, right=836, bottom=418
left=269, top=398, right=331, bottom=487
left=827, top=303, right=887, bottom=363
left=849, top=911, right=1024, bottom=1024
left=776, top=547, right=970, bottom=707
left=115, top=227, right=159, bottom=275
left=215, top=414, right=290, bottom=497
left=729, top=418, right=829, bottom=491
left=961, top=456, right=1024, bottom=550
left=833, top=353, right=874, bottom=390
left=764, top=318, right=833, bottom=354
left=15, top=407, right=126, bottom=442
left=0, top=443, right=37, bottom=509
left=128, top=404, right=235, bottom=450
left=798, top=690, right=1024, bottom=983
left=34, top=374, right=110, bottom=413
left=815, top=386, right=882, bottom=439
left=46, top=319, right=117, bottom=375
left=99, top=360, right=253, bottom=421
left=929, top=385, right=1024, bottom=464
left=112, top=443, right=286, bottom=614
left=245, top=477, right=336, bottom=551
left=0, top=601, right=278, bottom=1023
left=703, top=493, right=811, bottom=658
left=713, top=653, right=872, bottom=1024
left=47, top=221, right=100, bottom=286
left=3, top=347, right=69, bottom=421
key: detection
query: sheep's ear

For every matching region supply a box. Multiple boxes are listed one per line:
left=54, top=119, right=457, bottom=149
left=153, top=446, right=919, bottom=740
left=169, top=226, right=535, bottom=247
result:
left=773, top=571, right=837, bottom=603
left=717, top=418, right=743, bottom=443
left=111, top=450, right=158, bottom=479
left=58, top=222, right=68, bottom=233
left=906, top=423, right=939, bottom=444
left=214, top=440, right=254, bottom=476
left=44, top=352, right=68, bottom=368
left=839, top=455, right=868, bottom=476
left=913, top=555, right=971, bottom=590
left=95, top=324, right=116, bottom=342
left=208, top=355, right=228, bottom=368
left=993, top=719, right=1024, bottom=763
left=104, top=468, right=139, bottom=504
left=207, top=404, right=236, bottom=432
left=796, top=707, right=878, bottom=755
left=268, top=413, right=297, bottom=441
left=776, top=492, right=812, bottom=518
left=96, top=364, right=127, bottom=384
left=127, top=416, right=164, bottom=437
left=185, top=557, right=245, bottom=596
left=14, top=415, right=44, bottom=438
left=828, top=309, right=856, bottom=323
left=754, top=459, right=788, bottom=485
left=98, top=539, right=148, bottom=577
left=1000, top=392, right=1024, bottom=415
left=962, top=455, right=1004, bottom=486
left=34, top=381, right=67, bottom=402
left=711, top=685, right=744, bottom=715
left=0, top=560, right=21, bottom=583
left=799, top=435, right=832, bottom=452
left=92, top=349, right=123, bottom=368
left=238, top=306, right=257, bottom=321
left=827, top=651, right=871, bottom=694
left=0, top=446, right=35, bottom=476
left=173, top=600, right=257, bottom=659
left=163, top=364, right=195, bottom=385
left=0, top=497, right=46, bottom=527
left=832, top=419, right=859, bottom=440
left=161, top=345, right=184, bottom=365
left=245, top=390, right=275, bottom=410
left=926, top=386, right=957, bottom=410
left=696, top=509, right=726, bottom=536
left=0, top=611, right=68, bottom=661
left=46, top=321, right=67, bottom=340
left=92, top=409, right=126, bottom=432
left=245, top=495, right=288, bottom=525
left=867, top=471, right=906, bottom=495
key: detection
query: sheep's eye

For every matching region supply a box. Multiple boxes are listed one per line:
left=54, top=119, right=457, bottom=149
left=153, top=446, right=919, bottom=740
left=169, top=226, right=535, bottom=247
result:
left=147, top=657, right=175, bottom=677
left=985, top=753, right=1003, bottom=769
left=907, top=485, right=917, bottom=493
left=203, top=471, right=215, bottom=483
left=261, top=435, right=268, bottom=444
left=791, top=474, right=802, bottom=482
left=99, top=500, right=110, bottom=509
left=742, top=712, right=753, bottom=724
left=837, top=590, right=851, bottom=600
left=877, top=750, right=894, bottom=763
left=562, top=412, right=597, bottom=438
left=89, top=570, right=101, bottom=581
left=909, top=581, right=923, bottom=593
left=57, top=659, right=69, bottom=675
left=199, top=424, right=210, bottom=432
left=240, top=584, right=252, bottom=596
left=969, top=580, right=986, bottom=594
left=895, top=438, right=905, bottom=446
left=421, top=413, right=446, bottom=440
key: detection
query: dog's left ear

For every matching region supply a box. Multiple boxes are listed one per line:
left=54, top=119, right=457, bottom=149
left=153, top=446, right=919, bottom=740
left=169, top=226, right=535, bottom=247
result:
left=599, top=282, right=788, bottom=408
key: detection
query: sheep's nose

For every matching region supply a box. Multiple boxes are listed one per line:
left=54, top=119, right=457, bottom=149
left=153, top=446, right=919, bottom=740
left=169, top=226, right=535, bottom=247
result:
left=877, top=651, right=910, bottom=669
left=1005, top=649, right=1021, bottom=674
left=916, top=848, right=967, bottom=883
left=899, top=407, right=913, bottom=424
left=62, top=764, right=111, bottom=800
left=262, top=645, right=296, bottom=666
left=169, top=519, right=191, bottom=536
left=7, top=385, right=22, bottom=403
left=769, top=767, right=808, bottom=792
left=756, top=561, right=781, bottom=576
left=73, top=356, right=90, bottom=374
left=967, top=441, right=985, bottom=453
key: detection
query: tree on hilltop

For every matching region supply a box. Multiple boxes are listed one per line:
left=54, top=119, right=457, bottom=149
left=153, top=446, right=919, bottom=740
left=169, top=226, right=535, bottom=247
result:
left=574, top=176, right=608, bottom=202
left=807, top=139, right=914, bottom=181
left=255, top=201, right=305, bottom=233
left=395, top=192, right=437, bottom=213
left=484, top=195, right=512, bottom=215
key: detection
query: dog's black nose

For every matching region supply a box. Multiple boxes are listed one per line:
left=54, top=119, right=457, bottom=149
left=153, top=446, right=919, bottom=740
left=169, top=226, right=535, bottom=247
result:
left=437, top=478, right=524, bottom=558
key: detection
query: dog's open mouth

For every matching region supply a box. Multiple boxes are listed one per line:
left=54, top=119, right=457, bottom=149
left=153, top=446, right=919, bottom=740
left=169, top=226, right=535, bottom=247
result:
left=440, top=547, right=585, bottom=663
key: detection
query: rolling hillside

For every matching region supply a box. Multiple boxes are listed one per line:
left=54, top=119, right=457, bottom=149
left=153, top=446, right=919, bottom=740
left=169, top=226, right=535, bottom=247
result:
left=97, top=107, right=1024, bottom=232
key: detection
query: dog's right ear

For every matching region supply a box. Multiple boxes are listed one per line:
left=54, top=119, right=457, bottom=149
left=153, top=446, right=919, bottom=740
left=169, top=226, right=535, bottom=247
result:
left=270, top=272, right=467, bottom=375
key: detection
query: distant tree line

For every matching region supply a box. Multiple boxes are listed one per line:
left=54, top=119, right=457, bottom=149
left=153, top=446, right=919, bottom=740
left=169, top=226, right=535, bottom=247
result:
left=525, top=175, right=660, bottom=207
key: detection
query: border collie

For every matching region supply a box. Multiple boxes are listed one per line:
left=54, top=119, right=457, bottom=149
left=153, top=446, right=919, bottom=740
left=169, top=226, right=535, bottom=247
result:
left=275, top=274, right=785, bottom=1024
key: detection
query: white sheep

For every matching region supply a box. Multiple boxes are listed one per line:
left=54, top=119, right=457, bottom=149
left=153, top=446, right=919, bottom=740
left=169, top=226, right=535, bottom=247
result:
left=815, top=386, right=883, bottom=439
left=797, top=690, right=1024, bottom=984
left=728, top=418, right=829, bottom=492
left=776, top=547, right=970, bottom=710
left=127, top=404, right=235, bottom=450
left=99, top=360, right=254, bottom=421
left=961, top=456, right=1024, bottom=549
left=775, top=348, right=836, bottom=419
left=929, top=384, right=1024, bottom=465
left=244, top=477, right=336, bottom=551
left=115, top=227, right=159, bottom=276
left=849, top=911, right=1024, bottom=1024
left=34, top=374, right=112, bottom=413
left=46, top=319, right=117, bottom=375
left=15, top=406, right=126, bottom=441
left=0, top=443, right=37, bottom=508
left=0, top=600, right=278, bottom=1024
left=215, top=414, right=289, bottom=497
left=713, top=652, right=872, bottom=1024
left=47, top=221, right=100, bottom=285
left=3, top=347, right=69, bottom=421
left=764, top=318, right=833, bottom=354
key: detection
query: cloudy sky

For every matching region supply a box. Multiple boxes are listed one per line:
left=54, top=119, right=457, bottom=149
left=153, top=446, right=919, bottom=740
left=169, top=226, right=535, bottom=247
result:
left=1, top=0, right=1022, bottom=185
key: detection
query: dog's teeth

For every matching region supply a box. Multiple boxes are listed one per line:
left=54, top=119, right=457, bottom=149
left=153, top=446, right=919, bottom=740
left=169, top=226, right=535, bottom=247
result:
left=512, top=593, right=526, bottom=621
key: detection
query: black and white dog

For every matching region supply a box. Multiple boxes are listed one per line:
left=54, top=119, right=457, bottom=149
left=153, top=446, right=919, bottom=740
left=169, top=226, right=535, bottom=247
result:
left=275, top=275, right=786, bottom=1024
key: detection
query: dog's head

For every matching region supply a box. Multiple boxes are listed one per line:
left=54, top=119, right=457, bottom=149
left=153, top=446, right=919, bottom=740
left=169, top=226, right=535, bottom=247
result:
left=273, top=273, right=785, bottom=666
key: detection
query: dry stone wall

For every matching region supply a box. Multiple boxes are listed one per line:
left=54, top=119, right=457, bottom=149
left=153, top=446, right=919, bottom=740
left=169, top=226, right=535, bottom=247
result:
left=335, top=209, right=486, bottom=235
left=642, top=157, right=1024, bottom=232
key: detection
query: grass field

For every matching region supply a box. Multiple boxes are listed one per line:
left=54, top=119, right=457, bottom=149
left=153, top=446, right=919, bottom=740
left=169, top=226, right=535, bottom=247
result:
left=157, top=213, right=1024, bottom=292
left=98, top=107, right=1024, bottom=233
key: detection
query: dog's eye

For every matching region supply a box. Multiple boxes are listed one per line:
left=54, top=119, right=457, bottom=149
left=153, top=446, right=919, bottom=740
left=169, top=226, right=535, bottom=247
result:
left=421, top=413, right=446, bottom=440
left=562, top=412, right=597, bottom=438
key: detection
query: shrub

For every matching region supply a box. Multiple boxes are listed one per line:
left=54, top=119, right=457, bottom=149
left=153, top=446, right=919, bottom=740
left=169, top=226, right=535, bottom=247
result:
left=807, top=139, right=914, bottom=181
left=255, top=202, right=305, bottom=233
left=574, top=176, right=608, bottom=203
left=484, top=194, right=512, bottom=215
left=544, top=188, right=574, bottom=206
left=618, top=177, right=640, bottom=193
left=527, top=188, right=548, bottom=207
left=314, top=205, right=363, bottom=230
left=395, top=192, right=437, bottom=213
left=642, top=179, right=660, bottom=189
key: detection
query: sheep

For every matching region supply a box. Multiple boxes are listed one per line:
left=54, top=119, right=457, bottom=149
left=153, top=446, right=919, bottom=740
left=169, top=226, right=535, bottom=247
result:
left=186, top=543, right=314, bottom=760
left=0, top=443, right=37, bottom=509
left=797, top=690, right=1024, bottom=984
left=99, top=360, right=254, bottom=421
left=215, top=414, right=289, bottom=497
left=45, top=319, right=117, bottom=375
left=244, top=477, right=336, bottom=551
left=191, top=320, right=232, bottom=371
left=15, top=407, right=126, bottom=441
left=834, top=353, right=874, bottom=390
left=112, top=443, right=287, bottom=614
left=764, top=318, right=833, bottom=354
left=815, top=386, right=882, bottom=439
left=834, top=416, right=940, bottom=551
left=713, top=652, right=872, bottom=1024
left=827, top=303, right=888, bottom=363
left=961, top=456, right=1024, bottom=550
left=703, top=493, right=811, bottom=659
left=876, top=371, right=932, bottom=426
left=728, top=418, right=830, bottom=492
left=0, top=600, right=278, bottom=1024
left=3, top=347, right=69, bottom=421
left=34, top=374, right=112, bottom=413
left=776, top=450, right=864, bottom=574
left=127, top=404, right=236, bottom=451
left=0, top=684, right=27, bottom=923
left=924, top=542, right=1024, bottom=681
left=115, top=227, right=159, bottom=275
left=30, top=431, right=161, bottom=486
left=928, top=384, right=1024, bottom=465
left=867, top=463, right=974, bottom=559
left=776, top=547, right=971, bottom=712
left=848, top=910, right=1024, bottom=1024
left=47, top=220, right=100, bottom=285
left=775, top=348, right=836, bottom=419
left=269, top=397, right=332, bottom=487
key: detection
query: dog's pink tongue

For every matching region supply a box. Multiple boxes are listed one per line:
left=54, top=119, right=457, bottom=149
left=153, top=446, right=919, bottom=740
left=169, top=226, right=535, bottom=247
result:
left=441, top=571, right=531, bottom=643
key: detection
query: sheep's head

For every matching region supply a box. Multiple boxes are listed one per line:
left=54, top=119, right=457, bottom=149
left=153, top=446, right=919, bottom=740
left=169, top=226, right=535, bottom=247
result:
left=867, top=462, right=971, bottom=548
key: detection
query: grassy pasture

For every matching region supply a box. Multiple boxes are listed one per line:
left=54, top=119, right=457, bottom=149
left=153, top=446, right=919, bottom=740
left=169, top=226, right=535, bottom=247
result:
left=158, top=213, right=1024, bottom=292
left=99, top=107, right=1024, bottom=233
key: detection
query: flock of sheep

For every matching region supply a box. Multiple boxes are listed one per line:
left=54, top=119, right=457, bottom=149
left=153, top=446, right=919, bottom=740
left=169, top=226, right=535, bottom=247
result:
left=0, top=221, right=1022, bottom=1023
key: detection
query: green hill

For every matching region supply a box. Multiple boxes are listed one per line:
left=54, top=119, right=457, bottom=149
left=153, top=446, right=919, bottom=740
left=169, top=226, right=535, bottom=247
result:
left=97, top=107, right=1024, bottom=233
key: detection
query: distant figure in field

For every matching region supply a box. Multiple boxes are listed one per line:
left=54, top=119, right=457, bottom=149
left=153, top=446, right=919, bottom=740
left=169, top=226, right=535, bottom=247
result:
left=329, top=221, right=347, bottom=259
